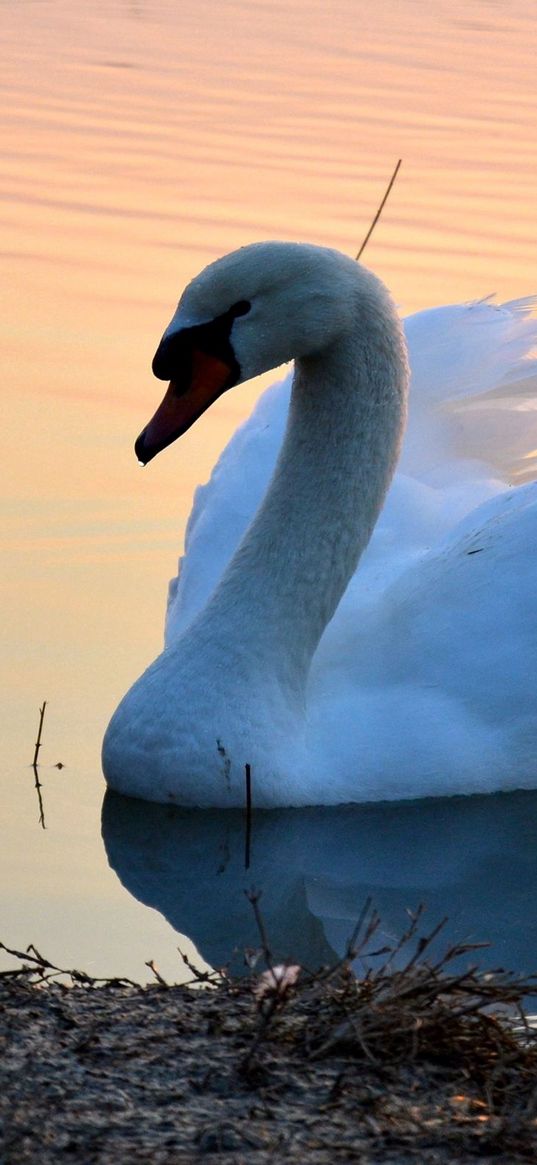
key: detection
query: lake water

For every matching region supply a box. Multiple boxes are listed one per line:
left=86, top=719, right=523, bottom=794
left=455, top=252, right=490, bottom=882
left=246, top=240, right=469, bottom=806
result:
left=2, top=0, right=537, bottom=983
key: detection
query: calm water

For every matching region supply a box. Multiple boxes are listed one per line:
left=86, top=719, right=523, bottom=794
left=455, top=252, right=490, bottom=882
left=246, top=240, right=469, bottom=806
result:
left=2, top=0, right=537, bottom=981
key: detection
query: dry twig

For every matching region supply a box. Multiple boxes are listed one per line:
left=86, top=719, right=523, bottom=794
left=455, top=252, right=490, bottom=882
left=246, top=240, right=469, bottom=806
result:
left=356, top=158, right=402, bottom=260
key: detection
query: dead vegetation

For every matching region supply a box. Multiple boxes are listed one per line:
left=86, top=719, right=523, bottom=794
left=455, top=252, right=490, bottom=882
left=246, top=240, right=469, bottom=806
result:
left=2, top=905, right=537, bottom=1163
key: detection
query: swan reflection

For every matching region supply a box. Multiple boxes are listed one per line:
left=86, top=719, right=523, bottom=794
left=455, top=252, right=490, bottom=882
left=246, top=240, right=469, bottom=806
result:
left=102, top=789, right=537, bottom=980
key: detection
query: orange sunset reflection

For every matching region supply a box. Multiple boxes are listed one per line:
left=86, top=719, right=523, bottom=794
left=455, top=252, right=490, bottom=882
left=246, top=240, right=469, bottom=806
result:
left=1, top=0, right=537, bottom=968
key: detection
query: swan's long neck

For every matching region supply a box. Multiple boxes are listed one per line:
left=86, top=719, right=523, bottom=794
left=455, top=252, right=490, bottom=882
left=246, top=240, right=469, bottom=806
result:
left=192, top=277, right=408, bottom=693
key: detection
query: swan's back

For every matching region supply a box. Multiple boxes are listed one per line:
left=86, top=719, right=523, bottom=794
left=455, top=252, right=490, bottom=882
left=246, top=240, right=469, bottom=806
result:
left=309, top=479, right=537, bottom=800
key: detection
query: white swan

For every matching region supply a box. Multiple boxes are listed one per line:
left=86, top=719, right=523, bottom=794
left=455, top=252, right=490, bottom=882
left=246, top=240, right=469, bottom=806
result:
left=102, top=242, right=537, bottom=807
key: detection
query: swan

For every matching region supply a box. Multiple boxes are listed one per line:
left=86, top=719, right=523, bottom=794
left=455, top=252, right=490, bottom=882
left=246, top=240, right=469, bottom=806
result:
left=102, top=241, right=537, bottom=807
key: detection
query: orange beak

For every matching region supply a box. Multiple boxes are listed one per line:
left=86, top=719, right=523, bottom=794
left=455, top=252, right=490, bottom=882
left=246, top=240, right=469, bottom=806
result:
left=135, top=347, right=236, bottom=465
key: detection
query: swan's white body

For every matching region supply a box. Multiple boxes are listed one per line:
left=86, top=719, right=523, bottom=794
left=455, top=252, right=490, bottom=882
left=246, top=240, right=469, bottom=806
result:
left=103, top=242, right=537, bottom=807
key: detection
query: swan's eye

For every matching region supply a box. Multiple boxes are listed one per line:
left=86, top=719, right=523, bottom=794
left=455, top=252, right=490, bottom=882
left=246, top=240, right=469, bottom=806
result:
left=231, top=300, right=251, bottom=318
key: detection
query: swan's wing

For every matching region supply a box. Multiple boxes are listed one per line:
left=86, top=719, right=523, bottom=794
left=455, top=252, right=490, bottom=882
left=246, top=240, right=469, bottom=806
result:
left=405, top=296, right=537, bottom=405
left=166, top=297, right=537, bottom=647
left=310, top=481, right=537, bottom=800
left=401, top=296, right=537, bottom=482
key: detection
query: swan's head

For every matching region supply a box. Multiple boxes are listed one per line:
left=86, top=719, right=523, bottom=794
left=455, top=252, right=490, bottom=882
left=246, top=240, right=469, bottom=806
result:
left=136, top=241, right=362, bottom=464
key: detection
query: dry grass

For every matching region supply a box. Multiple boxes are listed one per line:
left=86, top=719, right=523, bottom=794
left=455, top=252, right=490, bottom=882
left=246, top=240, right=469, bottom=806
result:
left=2, top=907, right=537, bottom=1163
